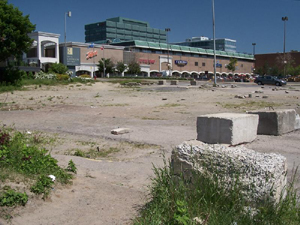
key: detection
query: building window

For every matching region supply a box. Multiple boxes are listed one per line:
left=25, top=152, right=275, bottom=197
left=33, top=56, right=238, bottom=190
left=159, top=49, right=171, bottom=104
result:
left=195, top=62, right=198, bottom=66
left=202, top=62, right=206, bottom=67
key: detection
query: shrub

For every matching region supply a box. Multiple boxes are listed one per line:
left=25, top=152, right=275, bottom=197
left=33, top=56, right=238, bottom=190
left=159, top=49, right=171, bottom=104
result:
left=48, top=63, right=68, bottom=74
left=30, top=175, right=54, bottom=198
left=56, top=74, right=70, bottom=81
left=78, top=74, right=91, bottom=78
left=0, top=66, right=24, bottom=85
left=0, top=187, right=28, bottom=207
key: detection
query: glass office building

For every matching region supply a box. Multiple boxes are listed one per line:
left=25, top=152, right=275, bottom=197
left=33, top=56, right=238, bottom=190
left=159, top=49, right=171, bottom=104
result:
left=174, top=37, right=237, bottom=53
left=85, top=17, right=167, bottom=44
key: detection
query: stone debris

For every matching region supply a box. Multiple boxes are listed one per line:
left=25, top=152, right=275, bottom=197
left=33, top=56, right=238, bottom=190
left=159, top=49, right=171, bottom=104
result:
left=285, top=91, right=289, bottom=94
left=262, top=96, right=268, bottom=98
left=173, top=140, right=287, bottom=203
left=111, top=128, right=131, bottom=135
left=255, top=91, right=264, bottom=93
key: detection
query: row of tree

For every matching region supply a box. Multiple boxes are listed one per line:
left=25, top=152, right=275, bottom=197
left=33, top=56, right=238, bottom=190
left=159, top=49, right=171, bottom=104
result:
left=97, top=59, right=141, bottom=76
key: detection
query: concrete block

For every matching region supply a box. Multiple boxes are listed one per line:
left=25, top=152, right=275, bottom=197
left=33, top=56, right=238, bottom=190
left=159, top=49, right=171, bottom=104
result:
left=173, top=140, right=287, bottom=204
left=170, top=80, right=178, bottom=85
left=197, top=113, right=258, bottom=145
left=295, top=114, right=300, bottom=130
left=111, top=128, right=131, bottom=135
left=158, top=80, right=166, bottom=85
left=247, top=109, right=296, bottom=135
left=190, top=80, right=197, bottom=85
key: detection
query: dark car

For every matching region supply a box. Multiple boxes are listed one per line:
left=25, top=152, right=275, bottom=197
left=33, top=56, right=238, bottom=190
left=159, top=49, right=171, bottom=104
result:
left=254, top=75, right=287, bottom=86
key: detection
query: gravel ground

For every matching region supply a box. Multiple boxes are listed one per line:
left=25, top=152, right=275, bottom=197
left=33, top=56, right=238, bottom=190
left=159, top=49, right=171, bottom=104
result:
left=0, top=80, right=300, bottom=225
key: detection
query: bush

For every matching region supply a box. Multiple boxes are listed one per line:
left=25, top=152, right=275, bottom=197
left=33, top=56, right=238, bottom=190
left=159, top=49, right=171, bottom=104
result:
left=56, top=74, right=70, bottom=81
left=0, top=66, right=24, bottom=85
left=78, top=74, right=91, bottom=78
left=48, top=63, right=68, bottom=74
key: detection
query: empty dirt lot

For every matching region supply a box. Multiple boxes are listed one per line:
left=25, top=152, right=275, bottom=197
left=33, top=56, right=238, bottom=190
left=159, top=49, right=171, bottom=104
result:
left=1, top=80, right=300, bottom=225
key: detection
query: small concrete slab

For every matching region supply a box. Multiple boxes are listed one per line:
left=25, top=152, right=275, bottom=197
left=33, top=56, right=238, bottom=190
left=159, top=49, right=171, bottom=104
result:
left=197, top=113, right=258, bottom=145
left=158, top=80, right=166, bottom=85
left=247, top=109, right=296, bottom=135
left=170, top=80, right=178, bottom=85
left=190, top=80, right=197, bottom=85
left=111, top=128, right=131, bottom=135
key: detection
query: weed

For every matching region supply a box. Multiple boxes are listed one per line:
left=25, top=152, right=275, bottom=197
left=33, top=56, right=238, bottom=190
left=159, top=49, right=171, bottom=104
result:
left=47, top=96, right=54, bottom=101
left=218, top=101, right=282, bottom=110
left=73, top=149, right=85, bottom=157
left=0, top=187, right=28, bottom=207
left=134, top=159, right=300, bottom=225
left=29, top=97, right=34, bottom=100
left=66, top=160, right=77, bottom=174
left=30, top=175, right=54, bottom=198
left=160, top=103, right=182, bottom=108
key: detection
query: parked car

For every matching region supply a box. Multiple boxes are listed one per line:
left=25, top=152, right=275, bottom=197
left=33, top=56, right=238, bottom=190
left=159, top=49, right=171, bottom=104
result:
left=254, top=76, right=287, bottom=86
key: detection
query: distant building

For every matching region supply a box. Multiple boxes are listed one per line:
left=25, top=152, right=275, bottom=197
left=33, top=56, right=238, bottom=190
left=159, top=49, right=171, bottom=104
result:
left=85, top=17, right=167, bottom=44
left=173, top=37, right=237, bottom=53
left=255, top=52, right=300, bottom=73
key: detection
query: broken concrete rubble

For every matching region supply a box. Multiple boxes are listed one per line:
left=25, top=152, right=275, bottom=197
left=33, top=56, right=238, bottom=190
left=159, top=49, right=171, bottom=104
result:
left=172, top=140, right=287, bottom=204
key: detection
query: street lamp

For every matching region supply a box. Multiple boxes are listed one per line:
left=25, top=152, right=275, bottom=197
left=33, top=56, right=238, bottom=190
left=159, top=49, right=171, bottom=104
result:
left=282, top=16, right=288, bottom=77
left=64, top=11, right=71, bottom=64
left=252, top=43, right=256, bottom=56
left=212, top=0, right=217, bottom=86
left=165, top=28, right=171, bottom=77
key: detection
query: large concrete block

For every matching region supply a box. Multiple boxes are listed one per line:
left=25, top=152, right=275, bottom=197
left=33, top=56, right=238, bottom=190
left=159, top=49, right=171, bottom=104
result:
left=197, top=113, right=258, bottom=145
left=295, top=114, right=300, bottom=130
left=247, top=109, right=296, bottom=135
left=172, top=140, right=287, bottom=204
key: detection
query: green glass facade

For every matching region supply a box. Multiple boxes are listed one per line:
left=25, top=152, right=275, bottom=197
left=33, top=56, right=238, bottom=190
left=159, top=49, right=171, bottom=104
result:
left=85, top=17, right=167, bottom=44
left=174, top=38, right=237, bottom=53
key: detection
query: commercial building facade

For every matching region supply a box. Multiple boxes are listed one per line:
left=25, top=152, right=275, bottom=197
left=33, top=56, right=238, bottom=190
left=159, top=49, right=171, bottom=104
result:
left=85, top=17, right=167, bottom=44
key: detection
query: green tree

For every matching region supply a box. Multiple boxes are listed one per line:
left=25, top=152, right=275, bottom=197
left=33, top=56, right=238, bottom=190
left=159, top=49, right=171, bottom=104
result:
left=116, top=61, right=127, bottom=75
left=127, top=61, right=141, bottom=75
left=0, top=0, right=35, bottom=62
left=48, top=63, right=68, bottom=74
left=226, top=58, right=237, bottom=73
left=97, top=58, right=115, bottom=75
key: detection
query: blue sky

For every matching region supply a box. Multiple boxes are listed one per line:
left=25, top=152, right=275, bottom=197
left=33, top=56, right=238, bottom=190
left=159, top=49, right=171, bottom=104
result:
left=8, top=0, right=300, bottom=54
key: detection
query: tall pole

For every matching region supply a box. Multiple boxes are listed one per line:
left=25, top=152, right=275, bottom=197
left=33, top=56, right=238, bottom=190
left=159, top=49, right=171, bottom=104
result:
left=165, top=28, right=171, bottom=77
left=282, top=16, right=288, bottom=77
left=102, top=46, right=106, bottom=78
left=252, top=43, right=256, bottom=56
left=212, top=0, right=217, bottom=86
left=64, top=11, right=71, bottom=65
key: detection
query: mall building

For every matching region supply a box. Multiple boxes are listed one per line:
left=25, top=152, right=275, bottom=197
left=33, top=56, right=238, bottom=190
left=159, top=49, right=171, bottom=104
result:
left=22, top=17, right=254, bottom=78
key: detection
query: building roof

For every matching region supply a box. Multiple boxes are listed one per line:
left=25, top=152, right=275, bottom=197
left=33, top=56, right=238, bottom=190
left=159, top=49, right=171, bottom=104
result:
left=111, top=40, right=254, bottom=60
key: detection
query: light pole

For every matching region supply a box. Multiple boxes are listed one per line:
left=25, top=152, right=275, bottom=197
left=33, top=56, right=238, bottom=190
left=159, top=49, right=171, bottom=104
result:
left=252, top=43, right=256, bottom=56
left=64, top=11, right=71, bottom=64
left=282, top=16, right=288, bottom=77
left=212, top=0, right=217, bottom=86
left=165, top=28, right=171, bottom=77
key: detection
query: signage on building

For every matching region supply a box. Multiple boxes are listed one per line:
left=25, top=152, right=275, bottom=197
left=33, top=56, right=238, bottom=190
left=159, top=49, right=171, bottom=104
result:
left=175, top=60, right=188, bottom=66
left=65, top=47, right=80, bottom=66
left=86, top=50, right=98, bottom=60
left=138, top=59, right=155, bottom=64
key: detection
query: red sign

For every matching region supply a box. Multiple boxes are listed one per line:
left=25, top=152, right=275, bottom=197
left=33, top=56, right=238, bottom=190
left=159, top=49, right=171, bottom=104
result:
left=86, top=50, right=97, bottom=60
left=138, top=59, right=155, bottom=64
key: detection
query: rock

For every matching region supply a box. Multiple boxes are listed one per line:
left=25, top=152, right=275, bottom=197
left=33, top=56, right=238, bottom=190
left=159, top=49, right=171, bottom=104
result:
left=172, top=140, right=287, bottom=204
left=262, top=96, right=268, bottom=98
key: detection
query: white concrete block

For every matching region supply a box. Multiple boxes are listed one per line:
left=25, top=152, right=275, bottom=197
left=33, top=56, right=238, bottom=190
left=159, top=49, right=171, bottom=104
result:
left=197, top=113, right=258, bottom=145
left=111, top=128, right=131, bottom=135
left=247, top=109, right=296, bottom=135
